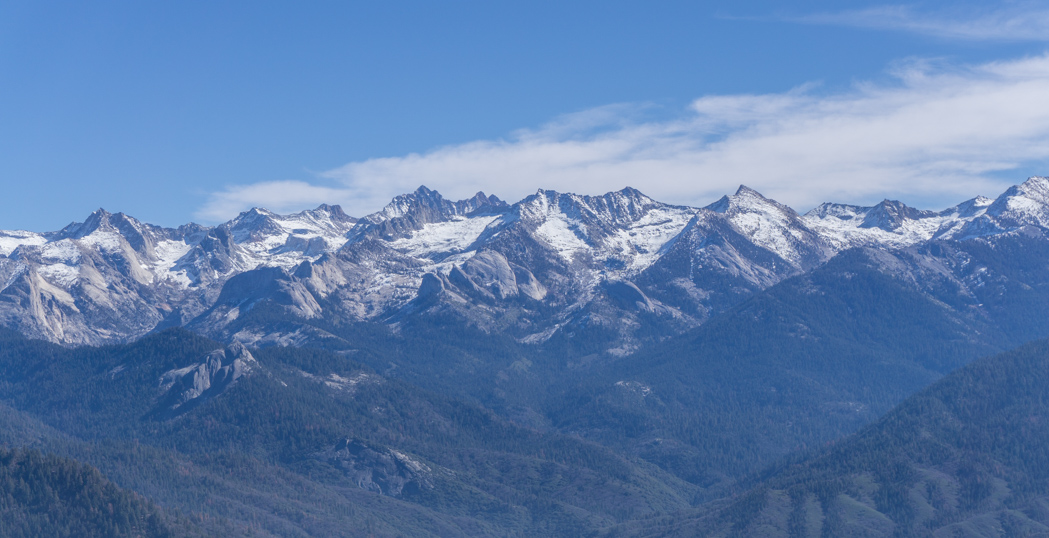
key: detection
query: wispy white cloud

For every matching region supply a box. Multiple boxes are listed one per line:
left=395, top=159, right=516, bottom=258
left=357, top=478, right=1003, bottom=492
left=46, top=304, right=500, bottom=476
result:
left=793, top=3, right=1049, bottom=41
left=199, top=54, right=1049, bottom=222
left=196, top=181, right=354, bottom=222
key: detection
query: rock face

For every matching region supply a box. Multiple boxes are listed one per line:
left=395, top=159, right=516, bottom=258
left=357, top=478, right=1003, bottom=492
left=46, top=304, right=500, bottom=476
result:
left=154, top=342, right=257, bottom=419
left=314, top=438, right=435, bottom=497
left=4, top=178, right=1049, bottom=355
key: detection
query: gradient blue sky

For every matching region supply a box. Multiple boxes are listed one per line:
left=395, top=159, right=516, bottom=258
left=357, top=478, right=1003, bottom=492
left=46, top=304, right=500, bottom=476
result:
left=3, top=1, right=1049, bottom=230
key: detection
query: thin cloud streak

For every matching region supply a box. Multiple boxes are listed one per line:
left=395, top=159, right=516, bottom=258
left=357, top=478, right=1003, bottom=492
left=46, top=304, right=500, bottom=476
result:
left=197, top=181, right=354, bottom=222
left=199, top=54, right=1049, bottom=222
left=793, top=4, right=1049, bottom=41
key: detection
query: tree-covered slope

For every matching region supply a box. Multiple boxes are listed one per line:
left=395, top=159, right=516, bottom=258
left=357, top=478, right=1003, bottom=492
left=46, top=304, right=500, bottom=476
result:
left=0, top=446, right=191, bottom=538
left=639, top=338, right=1049, bottom=537
left=0, top=327, right=694, bottom=536
left=545, top=248, right=1003, bottom=495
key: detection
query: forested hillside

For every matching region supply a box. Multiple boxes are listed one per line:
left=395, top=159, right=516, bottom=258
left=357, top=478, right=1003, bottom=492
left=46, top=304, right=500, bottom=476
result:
left=0, top=446, right=191, bottom=537
left=0, top=328, right=695, bottom=536
left=629, top=338, right=1049, bottom=536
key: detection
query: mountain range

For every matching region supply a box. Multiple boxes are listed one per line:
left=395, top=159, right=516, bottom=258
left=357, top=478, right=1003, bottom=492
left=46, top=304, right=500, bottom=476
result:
left=3, top=178, right=1048, bottom=352
left=5, top=177, right=1049, bottom=536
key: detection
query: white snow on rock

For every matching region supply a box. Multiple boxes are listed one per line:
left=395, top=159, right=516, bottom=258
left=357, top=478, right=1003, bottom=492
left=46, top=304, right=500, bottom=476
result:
left=707, top=186, right=821, bottom=267
left=605, top=207, right=696, bottom=272
left=38, top=240, right=82, bottom=264
left=519, top=189, right=695, bottom=273
left=6, top=179, right=1049, bottom=347
left=803, top=210, right=949, bottom=250
left=78, top=230, right=125, bottom=253
left=535, top=212, right=591, bottom=261
left=388, top=215, right=499, bottom=259
left=37, top=263, right=80, bottom=288
left=150, top=239, right=195, bottom=288
left=0, top=230, right=47, bottom=257
left=230, top=207, right=355, bottom=271
left=802, top=195, right=996, bottom=249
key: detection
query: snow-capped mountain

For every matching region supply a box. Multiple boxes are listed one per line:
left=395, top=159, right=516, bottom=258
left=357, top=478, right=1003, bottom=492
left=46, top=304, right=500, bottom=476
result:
left=0, top=204, right=354, bottom=344
left=3, top=177, right=1049, bottom=350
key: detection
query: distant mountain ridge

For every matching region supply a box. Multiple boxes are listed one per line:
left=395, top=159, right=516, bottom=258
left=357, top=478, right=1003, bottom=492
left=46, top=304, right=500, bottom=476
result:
left=2, top=177, right=1048, bottom=348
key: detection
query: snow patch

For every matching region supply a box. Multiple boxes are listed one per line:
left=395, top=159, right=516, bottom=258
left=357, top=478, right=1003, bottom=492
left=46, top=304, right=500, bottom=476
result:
left=38, top=263, right=79, bottom=288
left=79, top=231, right=124, bottom=253
left=605, top=207, right=695, bottom=272
left=388, top=215, right=498, bottom=258
left=151, top=240, right=194, bottom=288
left=0, top=230, right=47, bottom=257
left=39, top=240, right=81, bottom=264
left=535, top=213, right=590, bottom=260
left=803, top=211, right=962, bottom=250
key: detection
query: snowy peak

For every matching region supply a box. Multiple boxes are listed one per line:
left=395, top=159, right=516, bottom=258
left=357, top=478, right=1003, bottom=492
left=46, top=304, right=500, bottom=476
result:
left=583, top=187, right=666, bottom=224
left=985, top=176, right=1049, bottom=221
left=500, top=187, right=696, bottom=273
left=226, top=204, right=356, bottom=244
left=39, top=208, right=178, bottom=265
left=519, top=187, right=675, bottom=230
left=350, top=187, right=508, bottom=244
left=7, top=176, right=1049, bottom=347
left=706, top=185, right=792, bottom=217
left=206, top=204, right=358, bottom=274
left=858, top=200, right=938, bottom=232
left=312, top=203, right=352, bottom=220
left=805, top=202, right=866, bottom=221
left=368, top=186, right=445, bottom=223
left=0, top=230, right=47, bottom=257
left=949, top=196, right=993, bottom=219
left=54, top=208, right=114, bottom=240
left=805, top=197, right=979, bottom=249
left=697, top=186, right=827, bottom=268
left=229, top=208, right=284, bottom=243
left=51, top=209, right=162, bottom=246
left=944, top=177, right=1049, bottom=239
left=458, top=191, right=508, bottom=216
left=365, top=186, right=506, bottom=225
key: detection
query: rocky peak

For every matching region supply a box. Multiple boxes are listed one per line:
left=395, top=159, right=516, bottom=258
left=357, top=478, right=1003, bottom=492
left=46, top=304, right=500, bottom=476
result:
left=350, top=187, right=505, bottom=243
left=314, top=438, right=434, bottom=497
left=859, top=200, right=937, bottom=232
left=153, top=342, right=257, bottom=419
left=367, top=186, right=449, bottom=223
left=518, top=187, right=668, bottom=229
left=228, top=208, right=284, bottom=243
left=313, top=203, right=352, bottom=220
left=985, top=176, right=1049, bottom=219
left=460, top=192, right=508, bottom=216
left=706, top=185, right=795, bottom=218
left=54, top=208, right=114, bottom=240
left=589, top=187, right=663, bottom=223
left=949, top=196, right=993, bottom=218
left=804, top=203, right=868, bottom=221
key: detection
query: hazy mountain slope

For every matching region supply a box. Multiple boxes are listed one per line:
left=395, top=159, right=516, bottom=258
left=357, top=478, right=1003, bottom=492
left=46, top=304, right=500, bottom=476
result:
left=0, top=328, right=695, bottom=536
left=546, top=248, right=1003, bottom=495
left=644, top=338, right=1049, bottom=537
left=0, top=445, right=193, bottom=538
left=0, top=400, right=493, bottom=537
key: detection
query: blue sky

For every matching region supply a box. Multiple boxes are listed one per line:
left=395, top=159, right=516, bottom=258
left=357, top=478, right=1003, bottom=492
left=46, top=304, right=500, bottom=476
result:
left=3, top=1, right=1049, bottom=230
